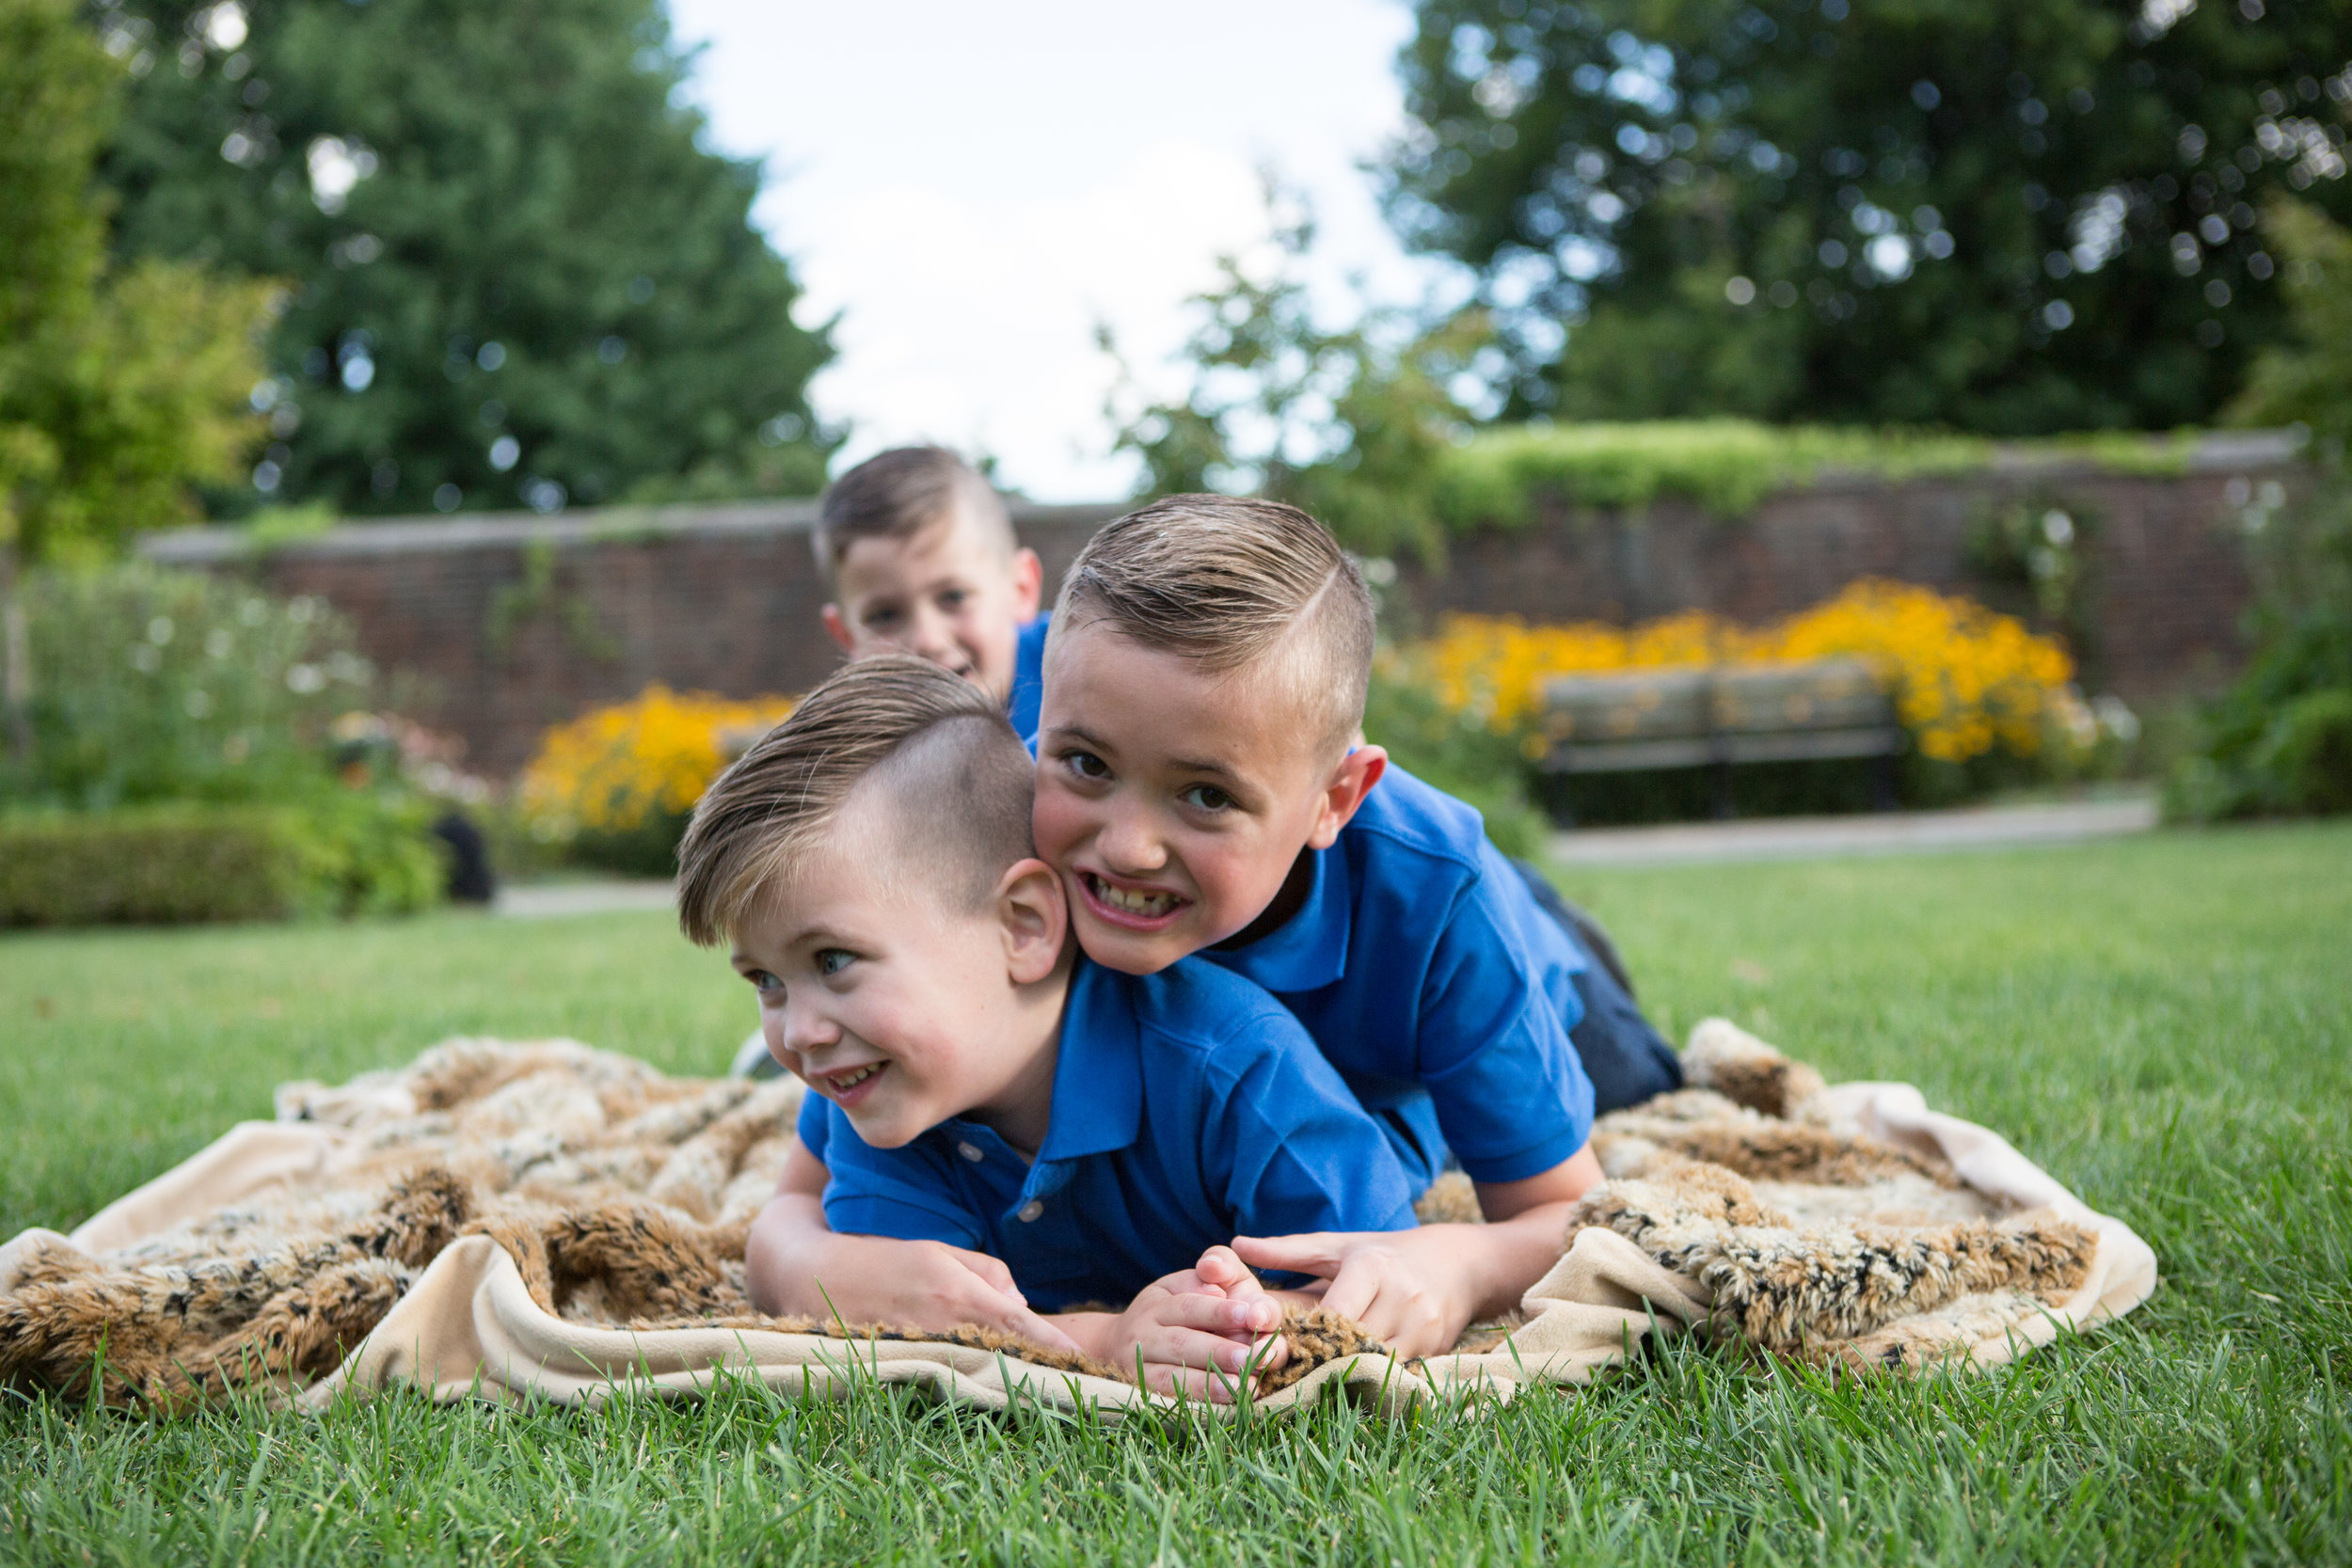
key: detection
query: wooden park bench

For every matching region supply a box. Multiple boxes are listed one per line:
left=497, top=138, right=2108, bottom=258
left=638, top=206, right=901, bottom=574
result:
left=1535, top=658, right=1902, bottom=817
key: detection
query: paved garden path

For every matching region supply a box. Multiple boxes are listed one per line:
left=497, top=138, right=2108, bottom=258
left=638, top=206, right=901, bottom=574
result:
left=493, top=879, right=679, bottom=918
left=1550, top=792, right=2160, bottom=869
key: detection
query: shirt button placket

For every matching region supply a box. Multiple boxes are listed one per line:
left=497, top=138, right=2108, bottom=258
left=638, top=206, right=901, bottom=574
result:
left=1016, top=1199, right=1044, bottom=1224
left=956, top=1141, right=984, bottom=1163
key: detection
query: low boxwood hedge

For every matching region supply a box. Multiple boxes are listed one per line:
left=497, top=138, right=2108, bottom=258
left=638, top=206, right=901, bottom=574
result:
left=0, top=800, right=445, bottom=928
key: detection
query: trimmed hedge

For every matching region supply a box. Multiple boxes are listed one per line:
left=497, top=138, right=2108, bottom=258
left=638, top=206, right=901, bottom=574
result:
left=0, top=801, right=444, bottom=927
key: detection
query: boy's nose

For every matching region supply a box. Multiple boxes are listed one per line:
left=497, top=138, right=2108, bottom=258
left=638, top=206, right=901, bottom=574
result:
left=905, top=607, right=959, bottom=665
left=1095, top=805, right=1168, bottom=874
left=778, top=1001, right=841, bottom=1056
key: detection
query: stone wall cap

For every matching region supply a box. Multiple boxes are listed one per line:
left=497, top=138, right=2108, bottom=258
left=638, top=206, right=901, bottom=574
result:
left=139, top=497, right=1130, bottom=564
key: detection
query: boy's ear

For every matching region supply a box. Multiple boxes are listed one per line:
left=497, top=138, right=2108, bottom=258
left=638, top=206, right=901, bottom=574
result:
left=1305, top=744, right=1387, bottom=851
left=1009, top=546, right=1043, bottom=621
left=820, top=603, right=856, bottom=654
left=995, top=857, right=1067, bottom=985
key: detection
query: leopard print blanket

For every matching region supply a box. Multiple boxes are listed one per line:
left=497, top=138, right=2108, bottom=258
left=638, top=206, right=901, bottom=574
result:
left=0, top=1022, right=2157, bottom=1414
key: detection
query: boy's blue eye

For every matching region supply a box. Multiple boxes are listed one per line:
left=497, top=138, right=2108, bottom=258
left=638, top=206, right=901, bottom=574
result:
left=746, top=969, right=782, bottom=995
left=1180, top=784, right=1233, bottom=813
left=815, top=949, right=854, bottom=977
left=937, top=590, right=968, bottom=610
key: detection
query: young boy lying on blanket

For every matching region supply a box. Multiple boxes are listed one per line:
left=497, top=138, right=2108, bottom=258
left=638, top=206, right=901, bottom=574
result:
left=678, top=655, right=1419, bottom=1399
left=748, top=494, right=1682, bottom=1358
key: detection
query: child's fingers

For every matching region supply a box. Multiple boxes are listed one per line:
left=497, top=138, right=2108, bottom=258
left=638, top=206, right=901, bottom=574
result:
left=936, top=1243, right=1027, bottom=1305
left=1137, top=1319, right=1279, bottom=1376
left=1231, top=1232, right=1343, bottom=1278
left=1193, top=1244, right=1263, bottom=1297
left=1151, top=1288, right=1282, bottom=1340
left=1314, top=1254, right=1388, bottom=1326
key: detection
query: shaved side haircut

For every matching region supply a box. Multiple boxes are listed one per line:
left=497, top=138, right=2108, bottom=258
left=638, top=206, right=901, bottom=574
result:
left=1048, top=495, right=1376, bottom=759
left=676, top=656, right=1038, bottom=946
left=812, top=446, right=1016, bottom=581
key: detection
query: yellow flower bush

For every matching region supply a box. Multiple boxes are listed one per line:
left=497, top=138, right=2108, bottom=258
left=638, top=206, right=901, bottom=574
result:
left=1395, top=580, right=2074, bottom=765
left=522, top=685, right=796, bottom=838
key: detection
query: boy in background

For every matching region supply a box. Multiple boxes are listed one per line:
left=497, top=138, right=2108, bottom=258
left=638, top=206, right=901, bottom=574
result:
left=814, top=446, right=1049, bottom=736
left=691, top=657, right=1419, bottom=1399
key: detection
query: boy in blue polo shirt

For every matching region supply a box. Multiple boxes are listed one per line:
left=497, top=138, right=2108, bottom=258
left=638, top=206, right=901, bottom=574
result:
left=1023, top=496, right=1685, bottom=1358
left=681, top=655, right=1417, bottom=1400
left=814, top=446, right=1050, bottom=736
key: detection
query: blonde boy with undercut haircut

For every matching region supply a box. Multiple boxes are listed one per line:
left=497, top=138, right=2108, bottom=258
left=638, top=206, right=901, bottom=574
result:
left=758, top=497, right=1684, bottom=1358
left=695, top=656, right=1418, bottom=1399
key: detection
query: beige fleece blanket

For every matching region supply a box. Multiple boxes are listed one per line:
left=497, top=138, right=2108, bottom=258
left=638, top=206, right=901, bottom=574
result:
left=0, top=1022, right=2156, bottom=1418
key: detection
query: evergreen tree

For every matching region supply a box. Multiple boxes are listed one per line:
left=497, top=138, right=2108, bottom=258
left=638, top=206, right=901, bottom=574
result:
left=94, top=0, right=836, bottom=516
left=1386, top=0, right=2352, bottom=432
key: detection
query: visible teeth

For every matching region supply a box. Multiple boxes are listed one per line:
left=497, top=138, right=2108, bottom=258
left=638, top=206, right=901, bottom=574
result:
left=830, top=1064, right=882, bottom=1091
left=1093, top=877, right=1178, bottom=917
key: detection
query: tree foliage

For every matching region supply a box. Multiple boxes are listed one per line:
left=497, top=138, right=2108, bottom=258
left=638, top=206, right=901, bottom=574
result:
left=0, top=0, right=269, bottom=562
left=2230, top=195, right=2352, bottom=451
left=1106, top=198, right=1498, bottom=562
left=93, top=0, right=835, bottom=517
left=1386, top=0, right=2352, bottom=433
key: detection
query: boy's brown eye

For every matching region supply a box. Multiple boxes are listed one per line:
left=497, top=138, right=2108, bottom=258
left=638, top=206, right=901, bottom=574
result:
left=1181, top=784, right=1233, bottom=812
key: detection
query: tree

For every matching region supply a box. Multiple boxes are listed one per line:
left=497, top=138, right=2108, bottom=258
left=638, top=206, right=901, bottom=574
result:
left=1, top=0, right=270, bottom=758
left=1385, top=0, right=2352, bottom=432
left=92, top=0, right=836, bottom=517
left=1, top=0, right=269, bottom=562
left=1106, top=190, right=1496, bottom=562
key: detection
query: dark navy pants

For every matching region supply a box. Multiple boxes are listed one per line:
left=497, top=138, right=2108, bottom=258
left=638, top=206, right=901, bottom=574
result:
left=1510, top=860, right=1684, bottom=1113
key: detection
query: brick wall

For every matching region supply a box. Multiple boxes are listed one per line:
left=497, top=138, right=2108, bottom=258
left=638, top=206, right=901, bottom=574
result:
left=144, top=500, right=1120, bottom=775
left=1390, top=447, right=2296, bottom=702
left=142, top=435, right=2300, bottom=776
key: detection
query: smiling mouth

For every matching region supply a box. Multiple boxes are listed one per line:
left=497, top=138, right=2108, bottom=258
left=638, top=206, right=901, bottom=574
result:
left=1080, top=871, right=1189, bottom=928
left=816, top=1061, right=889, bottom=1102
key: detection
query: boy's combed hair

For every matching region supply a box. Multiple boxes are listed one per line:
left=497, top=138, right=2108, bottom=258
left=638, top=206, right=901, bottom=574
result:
left=812, top=446, right=1014, bottom=578
left=1050, top=495, right=1376, bottom=757
left=676, top=656, right=1036, bottom=946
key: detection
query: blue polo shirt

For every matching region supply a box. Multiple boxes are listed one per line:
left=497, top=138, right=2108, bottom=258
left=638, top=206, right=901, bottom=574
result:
left=1200, top=764, right=1596, bottom=1191
left=1006, top=614, right=1050, bottom=740
left=804, top=955, right=1417, bottom=1309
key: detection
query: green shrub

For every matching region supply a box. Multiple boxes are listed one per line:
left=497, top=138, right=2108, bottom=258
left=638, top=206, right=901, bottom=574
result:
left=2253, top=689, right=2352, bottom=815
left=1361, top=659, right=1550, bottom=857
left=0, top=799, right=442, bottom=927
left=1, top=562, right=376, bottom=809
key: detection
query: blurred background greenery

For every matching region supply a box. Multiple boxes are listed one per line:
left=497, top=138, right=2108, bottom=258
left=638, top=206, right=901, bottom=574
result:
left=2, top=0, right=2348, bottom=923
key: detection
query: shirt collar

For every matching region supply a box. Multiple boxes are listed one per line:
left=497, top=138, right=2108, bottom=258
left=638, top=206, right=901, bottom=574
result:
left=1034, top=957, right=1143, bottom=1164
left=1206, top=842, right=1352, bottom=995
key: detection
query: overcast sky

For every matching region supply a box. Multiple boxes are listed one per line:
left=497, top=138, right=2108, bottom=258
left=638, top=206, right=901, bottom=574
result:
left=663, top=0, right=1445, bottom=501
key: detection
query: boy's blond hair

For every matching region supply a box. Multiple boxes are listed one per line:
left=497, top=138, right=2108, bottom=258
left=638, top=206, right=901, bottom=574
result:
left=676, top=656, right=1036, bottom=946
left=1049, top=495, right=1375, bottom=759
left=812, top=446, right=1014, bottom=581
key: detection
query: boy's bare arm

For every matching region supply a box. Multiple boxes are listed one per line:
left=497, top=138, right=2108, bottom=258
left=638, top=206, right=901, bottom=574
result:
left=744, top=1140, right=1083, bottom=1353
left=1228, top=1143, right=1602, bottom=1359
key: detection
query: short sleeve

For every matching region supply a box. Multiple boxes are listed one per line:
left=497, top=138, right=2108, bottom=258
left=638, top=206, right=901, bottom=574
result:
left=1201, top=1005, right=1420, bottom=1238
left=1413, top=873, right=1597, bottom=1183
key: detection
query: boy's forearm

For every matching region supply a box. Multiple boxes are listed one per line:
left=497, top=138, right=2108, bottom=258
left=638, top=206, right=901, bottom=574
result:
left=743, top=1190, right=835, bottom=1318
left=1463, top=1204, right=1580, bottom=1320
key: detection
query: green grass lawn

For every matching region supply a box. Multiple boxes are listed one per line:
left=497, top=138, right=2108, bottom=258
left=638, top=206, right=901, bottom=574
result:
left=4, top=824, right=2349, bottom=1565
